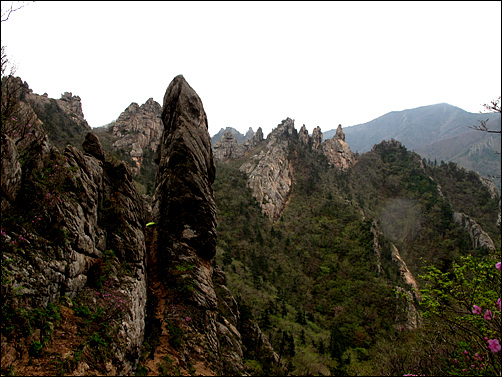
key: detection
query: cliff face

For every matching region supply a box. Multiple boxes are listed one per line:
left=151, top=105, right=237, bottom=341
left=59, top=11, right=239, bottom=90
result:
left=238, top=120, right=356, bottom=221
left=213, top=130, right=244, bottom=161
left=110, top=98, right=163, bottom=176
left=148, top=75, right=280, bottom=375
left=240, top=118, right=296, bottom=221
left=320, top=124, right=357, bottom=170
left=1, top=126, right=146, bottom=374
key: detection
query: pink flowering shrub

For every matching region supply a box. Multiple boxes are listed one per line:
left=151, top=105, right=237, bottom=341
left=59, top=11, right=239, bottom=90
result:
left=417, top=252, right=501, bottom=375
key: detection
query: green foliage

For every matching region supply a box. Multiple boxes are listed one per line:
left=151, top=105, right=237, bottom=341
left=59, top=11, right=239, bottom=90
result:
left=416, top=251, right=501, bottom=375
left=134, top=364, right=149, bottom=376
left=213, top=146, right=404, bottom=374
left=31, top=98, right=88, bottom=150
left=427, top=161, right=500, bottom=240
left=158, top=354, right=181, bottom=375
left=165, top=322, right=184, bottom=350
left=213, top=137, right=500, bottom=375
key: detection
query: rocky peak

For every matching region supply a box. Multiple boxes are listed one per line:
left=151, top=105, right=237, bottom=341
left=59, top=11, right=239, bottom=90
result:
left=267, top=117, right=297, bottom=141
left=25, top=86, right=91, bottom=141
left=312, top=126, right=323, bottom=150
left=245, top=127, right=255, bottom=140
left=320, top=124, right=356, bottom=170
left=110, top=97, right=163, bottom=175
left=335, top=123, right=345, bottom=141
left=240, top=119, right=297, bottom=221
left=213, top=130, right=244, bottom=161
left=59, top=92, right=86, bottom=121
left=254, top=127, right=264, bottom=142
left=152, top=75, right=253, bottom=374
left=141, top=97, right=161, bottom=113
left=298, top=124, right=308, bottom=145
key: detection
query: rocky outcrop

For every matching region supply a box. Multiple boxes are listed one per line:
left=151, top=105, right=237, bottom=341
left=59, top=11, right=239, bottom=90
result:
left=151, top=74, right=234, bottom=373
left=110, top=98, right=163, bottom=175
left=242, top=126, right=264, bottom=151
left=320, top=124, right=356, bottom=170
left=150, top=75, right=281, bottom=375
left=335, top=123, right=345, bottom=141
left=245, top=127, right=255, bottom=140
left=237, top=121, right=357, bottom=220
left=312, top=126, right=323, bottom=150
left=27, top=89, right=91, bottom=132
left=0, top=135, right=22, bottom=212
left=58, top=92, right=88, bottom=126
left=213, top=130, right=245, bottom=161
left=299, top=124, right=310, bottom=146
left=240, top=118, right=296, bottom=221
left=453, top=212, right=496, bottom=251
left=1, top=126, right=147, bottom=375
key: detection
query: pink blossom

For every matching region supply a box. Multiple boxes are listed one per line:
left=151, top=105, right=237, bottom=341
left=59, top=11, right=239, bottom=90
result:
left=484, top=309, right=493, bottom=320
left=496, top=262, right=501, bottom=271
left=488, top=339, right=501, bottom=353
left=464, top=350, right=469, bottom=355
left=472, top=305, right=482, bottom=314
left=497, top=298, right=501, bottom=311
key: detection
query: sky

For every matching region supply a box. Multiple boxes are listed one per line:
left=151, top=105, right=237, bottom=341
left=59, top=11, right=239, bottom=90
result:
left=1, top=1, right=501, bottom=138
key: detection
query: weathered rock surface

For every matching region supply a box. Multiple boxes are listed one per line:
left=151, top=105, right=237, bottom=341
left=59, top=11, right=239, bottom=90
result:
left=238, top=120, right=356, bottom=220
left=453, top=212, right=496, bottom=251
left=152, top=74, right=234, bottom=373
left=241, top=126, right=265, bottom=152
left=320, top=124, right=357, bottom=170
left=240, top=118, right=296, bottom=221
left=26, top=89, right=89, bottom=129
left=151, top=74, right=281, bottom=375
left=1, top=125, right=147, bottom=374
left=299, top=124, right=310, bottom=146
left=0, top=135, right=22, bottom=212
left=110, top=98, right=163, bottom=175
left=312, top=126, right=323, bottom=150
left=213, top=130, right=245, bottom=161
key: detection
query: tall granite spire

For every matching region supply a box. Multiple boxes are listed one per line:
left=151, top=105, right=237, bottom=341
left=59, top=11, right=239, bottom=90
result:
left=154, top=74, right=217, bottom=263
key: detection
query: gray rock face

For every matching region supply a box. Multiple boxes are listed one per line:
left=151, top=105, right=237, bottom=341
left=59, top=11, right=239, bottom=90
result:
left=82, top=131, right=105, bottom=161
left=453, top=212, right=496, bottom=250
left=154, top=74, right=217, bottom=263
left=320, top=129, right=357, bottom=170
left=0, top=135, right=22, bottom=212
left=110, top=98, right=163, bottom=175
left=152, top=74, right=223, bottom=370
left=299, top=124, right=310, bottom=146
left=213, top=130, right=244, bottom=161
left=239, top=121, right=356, bottom=220
left=151, top=75, right=280, bottom=375
left=1, top=127, right=147, bottom=374
left=27, top=89, right=91, bottom=131
left=335, top=123, right=345, bottom=141
left=312, top=126, right=323, bottom=150
left=240, top=118, right=296, bottom=221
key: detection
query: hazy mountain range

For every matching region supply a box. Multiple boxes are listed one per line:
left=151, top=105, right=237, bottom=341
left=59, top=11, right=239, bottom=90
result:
left=213, top=103, right=501, bottom=189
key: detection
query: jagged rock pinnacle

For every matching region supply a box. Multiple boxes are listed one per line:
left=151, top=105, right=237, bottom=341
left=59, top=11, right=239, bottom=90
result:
left=155, top=74, right=217, bottom=262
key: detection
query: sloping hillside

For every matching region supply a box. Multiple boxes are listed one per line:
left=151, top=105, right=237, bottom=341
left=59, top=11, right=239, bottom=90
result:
left=324, top=103, right=501, bottom=188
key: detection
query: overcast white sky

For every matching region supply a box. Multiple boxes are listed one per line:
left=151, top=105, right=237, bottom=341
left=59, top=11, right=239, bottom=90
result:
left=1, top=1, right=501, bottom=137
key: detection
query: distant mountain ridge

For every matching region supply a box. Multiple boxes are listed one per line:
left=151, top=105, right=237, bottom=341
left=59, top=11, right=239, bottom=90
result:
left=323, top=103, right=501, bottom=188
left=211, top=126, right=254, bottom=146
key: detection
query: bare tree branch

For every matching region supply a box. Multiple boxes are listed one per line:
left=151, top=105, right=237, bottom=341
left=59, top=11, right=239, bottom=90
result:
left=1, top=1, right=34, bottom=23
left=469, top=96, right=501, bottom=134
